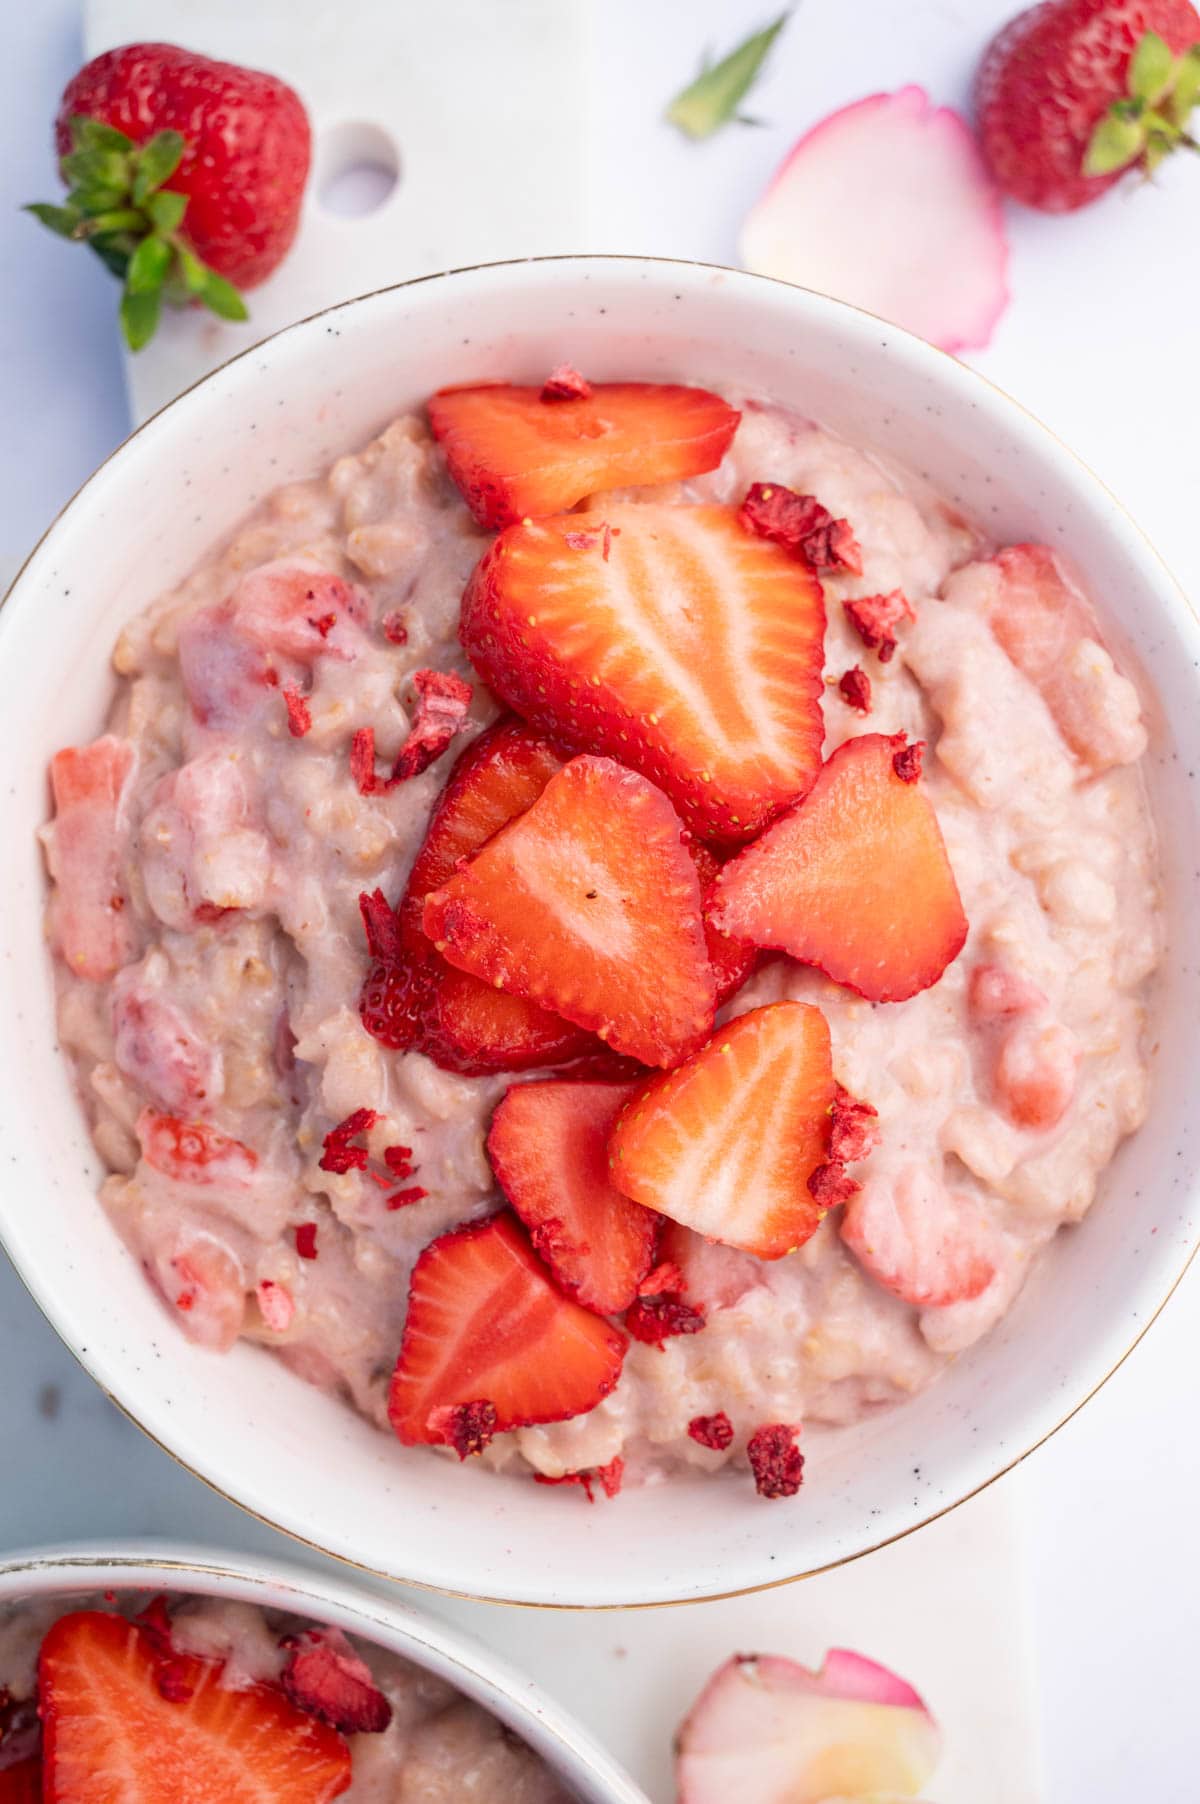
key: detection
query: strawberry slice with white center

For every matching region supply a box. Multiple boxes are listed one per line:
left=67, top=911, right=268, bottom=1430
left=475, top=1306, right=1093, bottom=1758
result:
left=460, top=503, right=827, bottom=842
left=609, top=1002, right=836, bottom=1260
left=38, top=1610, right=351, bottom=1804
left=841, top=1166, right=1000, bottom=1308
left=428, top=382, right=740, bottom=528
left=713, top=733, right=967, bottom=1003
left=422, top=754, right=716, bottom=1068
left=487, top=1079, right=659, bottom=1313
left=388, top=1211, right=627, bottom=1446
left=676, top=1647, right=941, bottom=1804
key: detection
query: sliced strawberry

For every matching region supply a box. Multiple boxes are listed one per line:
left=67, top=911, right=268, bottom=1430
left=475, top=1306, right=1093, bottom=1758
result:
left=388, top=1211, right=627, bottom=1445
left=609, top=1002, right=835, bottom=1260
left=713, top=733, right=968, bottom=1004
left=422, top=755, right=716, bottom=1068
left=487, top=1079, right=659, bottom=1314
left=38, top=1610, right=351, bottom=1804
left=841, top=1168, right=1000, bottom=1308
left=428, top=382, right=740, bottom=528
left=0, top=1760, right=41, bottom=1804
left=689, top=840, right=762, bottom=1005
left=359, top=719, right=594, bottom=1073
left=137, top=1110, right=258, bottom=1186
left=460, top=503, right=827, bottom=842
left=47, top=735, right=137, bottom=981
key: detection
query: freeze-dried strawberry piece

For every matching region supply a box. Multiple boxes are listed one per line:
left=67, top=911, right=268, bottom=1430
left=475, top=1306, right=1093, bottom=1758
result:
left=386, top=1186, right=428, bottom=1210
left=533, top=1456, right=624, bottom=1501
left=747, top=1423, right=804, bottom=1498
left=738, top=483, right=863, bottom=574
left=429, top=382, right=740, bottom=528
left=838, top=665, right=872, bottom=712
left=282, top=686, right=311, bottom=737
left=427, top=1399, right=498, bottom=1459
left=460, top=504, right=827, bottom=842
left=388, top=1212, right=626, bottom=1444
left=610, top=1003, right=835, bottom=1259
left=713, top=734, right=967, bottom=1004
left=688, top=1412, right=734, bottom=1451
left=540, top=364, right=593, bottom=400
left=394, top=669, right=473, bottom=781
left=318, top=1108, right=377, bottom=1174
left=807, top=1162, right=860, bottom=1207
left=625, top=1292, right=707, bottom=1348
left=280, top=1628, right=392, bottom=1736
left=295, top=1223, right=319, bottom=1259
left=844, top=590, right=916, bottom=663
left=892, top=740, right=924, bottom=782
left=828, top=1086, right=881, bottom=1164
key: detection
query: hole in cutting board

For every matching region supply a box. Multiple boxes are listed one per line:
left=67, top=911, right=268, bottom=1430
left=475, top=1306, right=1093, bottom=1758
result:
left=317, top=122, right=400, bottom=218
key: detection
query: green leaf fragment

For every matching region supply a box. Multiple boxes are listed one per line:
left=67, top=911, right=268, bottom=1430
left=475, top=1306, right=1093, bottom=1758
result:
left=176, top=245, right=209, bottom=294
left=66, top=183, right=128, bottom=217
left=119, top=284, right=162, bottom=351
left=131, top=129, right=185, bottom=204
left=1083, top=110, right=1146, bottom=175
left=60, top=146, right=130, bottom=190
left=1170, top=45, right=1200, bottom=123
left=146, top=188, right=187, bottom=234
left=24, top=201, right=81, bottom=239
left=87, top=236, right=132, bottom=281
left=126, top=233, right=172, bottom=295
left=1128, top=30, right=1175, bottom=103
left=75, top=208, right=144, bottom=239
left=199, top=269, right=249, bottom=322
left=665, top=11, right=789, bottom=140
left=70, top=114, right=134, bottom=153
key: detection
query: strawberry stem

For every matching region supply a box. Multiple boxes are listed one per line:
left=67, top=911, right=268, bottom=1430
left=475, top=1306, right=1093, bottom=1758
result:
left=665, top=12, right=790, bottom=140
left=24, top=115, right=248, bottom=350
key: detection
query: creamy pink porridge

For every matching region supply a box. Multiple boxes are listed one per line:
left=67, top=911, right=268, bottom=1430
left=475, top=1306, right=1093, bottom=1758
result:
left=0, top=1590, right=565, bottom=1799
left=42, top=375, right=1160, bottom=1499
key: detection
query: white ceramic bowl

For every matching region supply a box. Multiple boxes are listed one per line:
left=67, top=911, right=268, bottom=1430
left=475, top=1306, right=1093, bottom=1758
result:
left=0, top=1542, right=645, bottom=1802
left=2, top=256, right=1197, bottom=1606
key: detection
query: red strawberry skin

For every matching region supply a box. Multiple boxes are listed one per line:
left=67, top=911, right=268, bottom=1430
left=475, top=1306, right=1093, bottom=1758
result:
left=359, top=719, right=595, bottom=1073
left=39, top=1610, right=351, bottom=1804
left=975, top=0, right=1200, bottom=211
left=55, top=43, right=311, bottom=287
left=428, top=383, right=740, bottom=529
left=388, top=1211, right=627, bottom=1445
left=487, top=1079, right=660, bottom=1313
left=460, top=504, right=827, bottom=843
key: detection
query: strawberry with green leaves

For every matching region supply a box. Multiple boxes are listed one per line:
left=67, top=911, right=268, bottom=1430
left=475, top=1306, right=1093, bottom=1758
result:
left=976, top=1, right=1200, bottom=210
left=27, top=42, right=311, bottom=347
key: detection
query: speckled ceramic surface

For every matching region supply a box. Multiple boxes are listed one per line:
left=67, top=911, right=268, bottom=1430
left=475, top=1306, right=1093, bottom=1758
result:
left=2, top=257, right=1197, bottom=1605
left=0, top=1543, right=647, bottom=1802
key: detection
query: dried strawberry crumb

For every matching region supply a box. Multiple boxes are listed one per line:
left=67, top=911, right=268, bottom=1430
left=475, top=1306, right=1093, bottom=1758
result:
left=386, top=1185, right=428, bottom=1209
left=638, top=1261, right=685, bottom=1298
left=281, top=1627, right=393, bottom=1735
left=282, top=685, right=312, bottom=737
left=351, top=726, right=379, bottom=795
left=748, top=1423, right=804, bottom=1498
left=358, top=888, right=402, bottom=962
left=892, top=740, right=925, bottom=783
left=295, top=1222, right=319, bottom=1260
left=688, top=1411, right=734, bottom=1451
left=828, top=1086, right=881, bottom=1164
left=319, top=1108, right=378, bottom=1174
left=311, top=613, right=337, bottom=638
left=393, top=669, right=473, bottom=782
left=533, top=1455, right=624, bottom=1501
left=739, top=483, right=863, bottom=574
left=381, top=610, right=409, bottom=645
left=837, top=666, right=872, bottom=713
left=540, top=363, right=593, bottom=401
left=844, top=590, right=916, bottom=663
left=807, top=1161, right=860, bottom=1207
left=625, top=1292, right=706, bottom=1348
left=383, top=1145, right=415, bottom=1175
left=433, top=1398, right=498, bottom=1459
left=132, top=1595, right=173, bottom=1655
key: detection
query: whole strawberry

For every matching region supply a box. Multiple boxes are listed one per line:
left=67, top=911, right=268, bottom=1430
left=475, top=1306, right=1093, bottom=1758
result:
left=27, top=42, right=311, bottom=348
left=976, top=0, right=1200, bottom=211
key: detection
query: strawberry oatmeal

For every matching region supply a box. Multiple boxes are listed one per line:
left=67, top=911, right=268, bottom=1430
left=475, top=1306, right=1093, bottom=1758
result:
left=42, top=370, right=1160, bottom=1501
left=0, top=1592, right=565, bottom=1800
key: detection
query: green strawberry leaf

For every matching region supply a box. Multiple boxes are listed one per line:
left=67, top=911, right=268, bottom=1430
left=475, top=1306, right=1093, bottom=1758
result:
left=75, top=208, right=144, bottom=239
left=126, top=233, right=172, bottom=295
left=175, top=244, right=209, bottom=294
left=131, top=129, right=185, bottom=205
left=1083, top=110, right=1146, bottom=176
left=199, top=268, right=249, bottom=322
left=1128, top=30, right=1175, bottom=103
left=665, top=12, right=789, bottom=140
left=60, top=146, right=130, bottom=191
left=87, top=236, right=133, bottom=281
left=66, top=183, right=129, bottom=217
left=69, top=114, right=134, bottom=154
left=1170, top=44, right=1200, bottom=123
left=24, top=201, right=81, bottom=239
left=119, top=284, right=162, bottom=351
left=146, top=189, right=187, bottom=234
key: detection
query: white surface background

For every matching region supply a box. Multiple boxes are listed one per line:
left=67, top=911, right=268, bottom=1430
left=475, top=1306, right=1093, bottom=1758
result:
left=2, top=1, right=1199, bottom=1799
